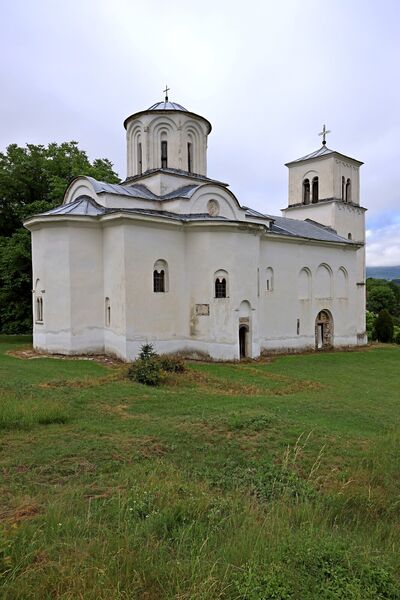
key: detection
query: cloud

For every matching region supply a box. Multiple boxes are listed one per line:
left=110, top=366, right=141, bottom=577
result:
left=366, top=223, right=400, bottom=266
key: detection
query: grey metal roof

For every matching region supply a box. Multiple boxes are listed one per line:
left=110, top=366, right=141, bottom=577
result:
left=286, top=145, right=363, bottom=167
left=147, top=101, right=188, bottom=112
left=270, top=215, right=352, bottom=243
left=287, top=145, right=335, bottom=163
left=86, top=177, right=200, bottom=200
left=41, top=196, right=106, bottom=216
left=122, top=168, right=229, bottom=188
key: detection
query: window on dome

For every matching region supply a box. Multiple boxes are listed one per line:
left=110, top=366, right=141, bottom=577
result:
left=137, top=142, right=142, bottom=175
left=161, top=141, right=168, bottom=169
left=187, top=142, right=193, bottom=173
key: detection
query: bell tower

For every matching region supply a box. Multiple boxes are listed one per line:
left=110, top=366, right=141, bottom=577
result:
left=282, top=127, right=365, bottom=243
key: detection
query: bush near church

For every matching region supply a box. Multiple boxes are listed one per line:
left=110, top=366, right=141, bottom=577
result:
left=128, top=344, right=186, bottom=386
left=366, top=278, right=400, bottom=342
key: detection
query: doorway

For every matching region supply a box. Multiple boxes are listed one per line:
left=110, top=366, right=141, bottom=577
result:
left=239, top=325, right=248, bottom=358
left=315, top=310, right=333, bottom=350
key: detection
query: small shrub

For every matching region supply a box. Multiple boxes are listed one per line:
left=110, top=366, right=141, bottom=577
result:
left=139, top=343, right=158, bottom=361
left=158, top=354, right=186, bottom=373
left=393, top=325, right=400, bottom=345
left=128, top=357, right=163, bottom=386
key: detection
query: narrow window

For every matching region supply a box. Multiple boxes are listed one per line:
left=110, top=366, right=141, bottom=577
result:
left=348, top=233, right=352, bottom=240
left=303, top=179, right=310, bottom=205
left=137, top=142, right=142, bottom=175
left=297, top=318, right=300, bottom=335
left=215, top=277, right=227, bottom=298
left=312, top=177, right=319, bottom=203
left=161, top=140, right=168, bottom=169
left=153, top=269, right=165, bottom=293
left=266, top=267, right=274, bottom=292
left=345, top=178, right=351, bottom=203
left=36, top=297, right=43, bottom=322
left=266, top=279, right=270, bottom=291
left=187, top=142, right=192, bottom=173
left=341, top=176, right=345, bottom=200
left=105, top=297, right=111, bottom=327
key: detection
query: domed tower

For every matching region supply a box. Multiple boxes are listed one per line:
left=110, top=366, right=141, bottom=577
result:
left=124, top=89, right=212, bottom=179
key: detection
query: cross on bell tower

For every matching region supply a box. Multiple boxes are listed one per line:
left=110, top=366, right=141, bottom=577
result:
left=319, top=124, right=331, bottom=146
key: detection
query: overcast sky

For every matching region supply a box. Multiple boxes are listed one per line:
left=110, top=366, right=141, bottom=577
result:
left=1, top=0, right=399, bottom=266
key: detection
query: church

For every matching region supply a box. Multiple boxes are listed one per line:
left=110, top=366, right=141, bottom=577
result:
left=24, top=93, right=367, bottom=361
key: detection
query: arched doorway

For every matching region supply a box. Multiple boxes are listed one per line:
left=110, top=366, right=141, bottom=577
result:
left=315, top=310, right=333, bottom=350
left=239, top=325, right=248, bottom=358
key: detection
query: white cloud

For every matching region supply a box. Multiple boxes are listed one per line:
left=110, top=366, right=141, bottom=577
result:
left=366, top=224, right=400, bottom=267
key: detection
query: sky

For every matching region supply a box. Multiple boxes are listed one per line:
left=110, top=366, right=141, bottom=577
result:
left=1, top=0, right=399, bottom=266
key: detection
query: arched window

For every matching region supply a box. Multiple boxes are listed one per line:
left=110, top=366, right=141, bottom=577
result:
left=137, top=141, right=142, bottom=175
left=161, top=140, right=168, bottom=169
left=312, top=177, right=319, bottom=203
left=348, top=233, right=352, bottom=240
left=105, top=297, right=111, bottom=326
left=266, top=267, right=274, bottom=291
left=214, top=270, right=228, bottom=298
left=215, top=277, right=226, bottom=298
left=153, top=260, right=168, bottom=293
left=36, top=297, right=43, bottom=322
left=341, top=176, right=345, bottom=201
left=303, top=179, right=310, bottom=205
left=35, top=278, right=43, bottom=323
left=345, top=178, right=351, bottom=203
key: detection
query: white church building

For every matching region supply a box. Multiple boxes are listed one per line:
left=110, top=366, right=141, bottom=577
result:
left=25, top=94, right=367, bottom=361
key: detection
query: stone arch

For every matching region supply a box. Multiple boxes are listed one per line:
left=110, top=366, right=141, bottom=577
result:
left=298, top=267, right=312, bottom=300
left=336, top=267, right=348, bottom=299
left=150, top=118, right=175, bottom=169
left=315, top=263, right=332, bottom=298
left=315, top=309, right=334, bottom=350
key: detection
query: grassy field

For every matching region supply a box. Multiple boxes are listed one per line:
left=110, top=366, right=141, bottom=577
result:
left=0, top=337, right=399, bottom=599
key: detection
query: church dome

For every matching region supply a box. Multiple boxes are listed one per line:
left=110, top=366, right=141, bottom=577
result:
left=147, top=100, right=188, bottom=112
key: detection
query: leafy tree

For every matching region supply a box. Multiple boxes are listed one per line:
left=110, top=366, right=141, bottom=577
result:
left=366, top=278, right=397, bottom=315
left=366, top=310, right=377, bottom=341
left=374, top=309, right=394, bottom=343
left=0, top=142, right=119, bottom=333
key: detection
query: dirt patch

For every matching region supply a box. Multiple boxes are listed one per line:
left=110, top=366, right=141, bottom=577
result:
left=100, top=403, right=135, bottom=419
left=37, top=372, right=124, bottom=390
left=8, top=348, right=123, bottom=366
left=137, top=436, right=170, bottom=459
left=0, top=503, right=40, bottom=523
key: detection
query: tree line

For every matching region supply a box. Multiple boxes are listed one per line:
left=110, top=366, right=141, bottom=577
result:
left=366, top=277, right=400, bottom=343
left=0, top=142, right=119, bottom=333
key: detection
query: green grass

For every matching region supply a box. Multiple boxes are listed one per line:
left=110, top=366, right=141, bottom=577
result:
left=0, top=339, right=399, bottom=599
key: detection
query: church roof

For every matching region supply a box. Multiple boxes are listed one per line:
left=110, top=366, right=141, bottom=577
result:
left=40, top=195, right=106, bottom=216
left=86, top=177, right=201, bottom=200
left=285, top=145, right=363, bottom=166
left=269, top=215, right=353, bottom=243
left=147, top=101, right=188, bottom=111
left=36, top=195, right=355, bottom=245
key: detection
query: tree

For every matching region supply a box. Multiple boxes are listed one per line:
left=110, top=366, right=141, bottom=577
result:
left=374, top=309, right=394, bottom=343
left=366, top=278, right=397, bottom=315
left=0, top=142, right=119, bottom=333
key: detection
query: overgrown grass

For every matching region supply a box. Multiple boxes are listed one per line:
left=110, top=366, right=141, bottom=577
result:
left=0, top=338, right=399, bottom=599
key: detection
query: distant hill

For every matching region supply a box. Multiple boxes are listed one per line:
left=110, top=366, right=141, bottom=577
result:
left=366, top=266, right=400, bottom=281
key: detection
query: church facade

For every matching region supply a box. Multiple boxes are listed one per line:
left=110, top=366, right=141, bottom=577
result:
left=25, top=96, right=367, bottom=361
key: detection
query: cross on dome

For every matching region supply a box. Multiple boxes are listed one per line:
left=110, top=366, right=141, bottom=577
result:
left=163, top=85, right=170, bottom=102
left=319, top=124, right=331, bottom=146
